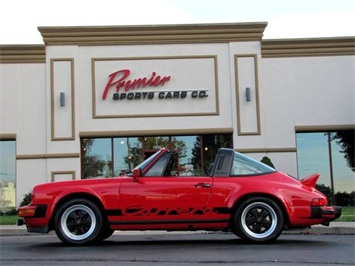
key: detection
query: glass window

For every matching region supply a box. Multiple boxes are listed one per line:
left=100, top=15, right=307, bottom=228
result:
left=231, top=151, right=276, bottom=176
left=296, top=130, right=355, bottom=194
left=145, top=152, right=170, bottom=176
left=296, top=133, right=331, bottom=186
left=113, top=137, right=142, bottom=176
left=134, top=149, right=163, bottom=173
left=81, top=133, right=233, bottom=178
left=0, top=140, right=16, bottom=211
left=191, top=134, right=233, bottom=175
left=330, top=131, right=355, bottom=193
left=171, top=136, right=195, bottom=176
left=81, top=138, right=111, bottom=178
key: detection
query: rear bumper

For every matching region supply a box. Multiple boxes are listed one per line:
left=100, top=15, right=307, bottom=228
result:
left=311, top=206, right=342, bottom=225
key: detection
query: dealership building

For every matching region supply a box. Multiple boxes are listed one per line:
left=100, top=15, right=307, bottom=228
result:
left=0, top=22, right=354, bottom=207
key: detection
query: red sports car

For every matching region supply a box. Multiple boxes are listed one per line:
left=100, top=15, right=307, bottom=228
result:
left=18, top=148, right=341, bottom=245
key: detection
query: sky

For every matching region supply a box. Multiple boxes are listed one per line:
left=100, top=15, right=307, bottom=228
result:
left=296, top=133, right=355, bottom=193
left=0, top=0, right=354, bottom=44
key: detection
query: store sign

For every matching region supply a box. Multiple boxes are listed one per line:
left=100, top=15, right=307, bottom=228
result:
left=92, top=56, right=218, bottom=118
left=102, top=69, right=209, bottom=102
left=102, top=69, right=172, bottom=100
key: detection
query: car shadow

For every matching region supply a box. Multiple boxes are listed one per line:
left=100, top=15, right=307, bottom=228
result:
left=26, top=233, right=332, bottom=249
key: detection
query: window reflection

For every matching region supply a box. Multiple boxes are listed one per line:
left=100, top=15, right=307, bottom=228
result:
left=113, top=138, right=142, bottom=176
left=81, top=134, right=233, bottom=178
left=172, top=136, right=195, bottom=176
left=296, top=130, right=355, bottom=193
left=81, top=138, right=111, bottom=178
left=0, top=140, right=16, bottom=210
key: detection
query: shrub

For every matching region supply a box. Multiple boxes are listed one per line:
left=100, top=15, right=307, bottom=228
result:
left=19, top=191, right=32, bottom=207
left=261, top=156, right=275, bottom=169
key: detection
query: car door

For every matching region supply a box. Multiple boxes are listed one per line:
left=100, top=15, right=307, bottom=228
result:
left=118, top=151, right=213, bottom=227
left=119, top=176, right=212, bottom=223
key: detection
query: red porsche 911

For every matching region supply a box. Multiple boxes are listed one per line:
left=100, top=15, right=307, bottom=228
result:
left=18, top=148, right=341, bottom=245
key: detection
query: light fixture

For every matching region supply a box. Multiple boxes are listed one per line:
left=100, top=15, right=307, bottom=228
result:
left=245, top=87, right=251, bottom=102
left=60, top=92, right=65, bottom=107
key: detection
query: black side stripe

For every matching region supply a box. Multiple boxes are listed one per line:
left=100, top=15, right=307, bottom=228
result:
left=106, top=209, right=123, bottom=216
left=106, top=207, right=231, bottom=217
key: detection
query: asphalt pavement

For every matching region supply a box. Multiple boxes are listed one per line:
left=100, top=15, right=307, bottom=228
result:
left=0, top=222, right=354, bottom=236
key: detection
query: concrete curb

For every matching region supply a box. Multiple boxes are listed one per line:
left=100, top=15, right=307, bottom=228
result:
left=1, top=222, right=354, bottom=237
left=282, top=222, right=355, bottom=235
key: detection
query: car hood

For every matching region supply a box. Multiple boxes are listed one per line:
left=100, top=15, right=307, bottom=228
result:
left=33, top=176, right=129, bottom=191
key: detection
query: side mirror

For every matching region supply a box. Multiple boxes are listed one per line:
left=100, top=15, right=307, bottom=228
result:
left=132, top=168, right=141, bottom=179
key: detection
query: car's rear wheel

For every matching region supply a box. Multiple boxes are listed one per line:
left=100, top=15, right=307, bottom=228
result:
left=54, top=199, right=103, bottom=245
left=233, top=197, right=284, bottom=243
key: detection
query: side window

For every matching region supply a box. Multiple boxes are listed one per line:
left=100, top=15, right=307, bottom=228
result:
left=145, top=153, right=170, bottom=177
left=231, top=152, right=275, bottom=176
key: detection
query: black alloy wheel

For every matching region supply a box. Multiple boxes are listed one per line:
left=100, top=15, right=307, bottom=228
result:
left=54, top=198, right=104, bottom=245
left=233, top=197, right=284, bottom=243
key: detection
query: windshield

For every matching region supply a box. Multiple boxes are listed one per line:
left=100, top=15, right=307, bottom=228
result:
left=133, top=149, right=165, bottom=173
left=231, top=151, right=276, bottom=176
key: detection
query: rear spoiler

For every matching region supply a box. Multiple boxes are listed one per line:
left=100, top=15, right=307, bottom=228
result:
left=300, top=173, right=320, bottom=188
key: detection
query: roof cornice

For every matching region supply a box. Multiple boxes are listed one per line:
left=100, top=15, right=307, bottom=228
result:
left=0, top=45, right=46, bottom=63
left=261, top=37, right=355, bottom=58
left=38, top=22, right=268, bottom=46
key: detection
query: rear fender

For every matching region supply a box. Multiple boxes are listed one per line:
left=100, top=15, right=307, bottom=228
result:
left=230, top=192, right=290, bottom=227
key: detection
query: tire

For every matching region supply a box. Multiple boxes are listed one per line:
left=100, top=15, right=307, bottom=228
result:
left=96, top=227, right=114, bottom=242
left=233, top=197, right=284, bottom=243
left=54, top=199, right=103, bottom=245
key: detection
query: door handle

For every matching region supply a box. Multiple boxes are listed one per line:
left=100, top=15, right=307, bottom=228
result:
left=194, top=183, right=211, bottom=188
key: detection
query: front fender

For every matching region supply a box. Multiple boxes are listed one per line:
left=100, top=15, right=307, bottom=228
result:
left=48, top=185, right=119, bottom=220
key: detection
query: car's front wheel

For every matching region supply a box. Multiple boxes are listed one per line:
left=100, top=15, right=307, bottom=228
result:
left=233, top=197, right=284, bottom=243
left=54, top=199, right=103, bottom=245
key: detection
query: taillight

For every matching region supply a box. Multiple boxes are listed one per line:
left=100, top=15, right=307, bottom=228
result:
left=311, top=198, right=328, bottom=206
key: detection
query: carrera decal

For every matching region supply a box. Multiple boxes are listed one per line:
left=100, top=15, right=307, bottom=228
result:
left=123, top=207, right=207, bottom=216
left=109, top=218, right=229, bottom=225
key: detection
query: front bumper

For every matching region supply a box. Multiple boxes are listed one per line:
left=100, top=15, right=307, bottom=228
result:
left=18, top=204, right=50, bottom=233
left=311, top=206, right=342, bottom=225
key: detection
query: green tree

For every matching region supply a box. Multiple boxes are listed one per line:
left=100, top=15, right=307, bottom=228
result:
left=191, top=135, right=232, bottom=175
left=124, top=146, right=144, bottom=171
left=19, top=191, right=32, bottom=207
left=330, top=130, right=355, bottom=172
left=140, top=136, right=170, bottom=150
left=123, top=137, right=188, bottom=172
left=316, top=184, right=334, bottom=205
left=335, top=191, right=355, bottom=206
left=81, top=139, right=106, bottom=178
left=261, top=156, right=275, bottom=168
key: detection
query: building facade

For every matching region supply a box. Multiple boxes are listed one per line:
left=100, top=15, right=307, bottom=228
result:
left=0, top=22, right=354, bottom=207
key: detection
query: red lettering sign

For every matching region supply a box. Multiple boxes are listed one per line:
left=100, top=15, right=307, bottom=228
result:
left=102, top=69, right=171, bottom=100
